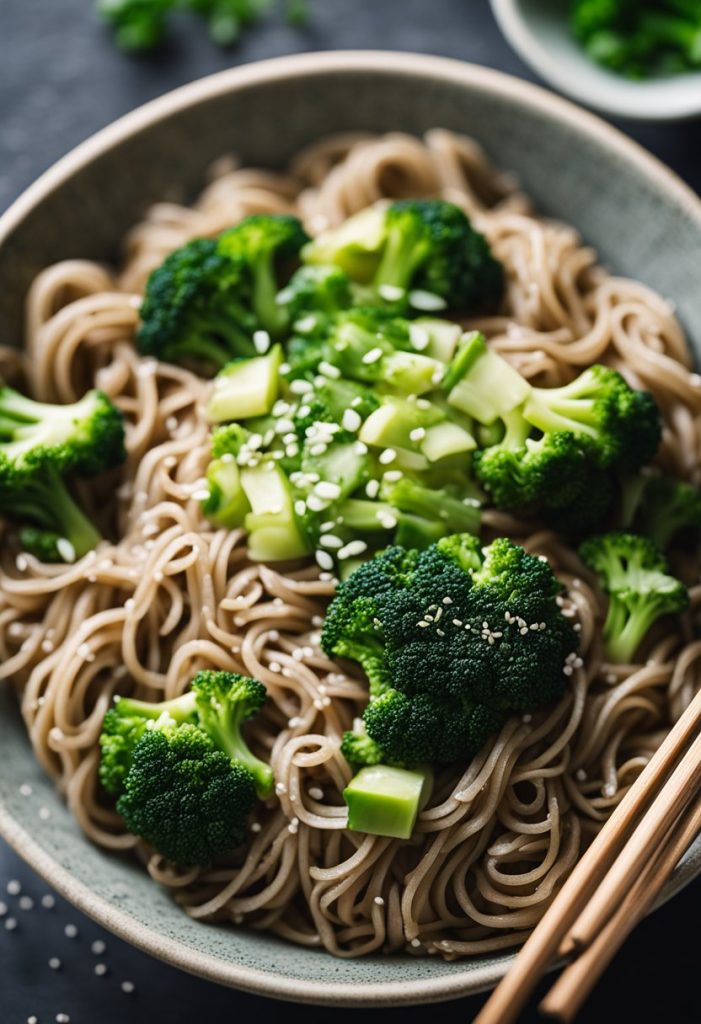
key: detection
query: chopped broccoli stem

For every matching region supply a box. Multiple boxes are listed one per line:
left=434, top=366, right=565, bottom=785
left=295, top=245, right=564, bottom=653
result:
left=343, top=764, right=434, bottom=839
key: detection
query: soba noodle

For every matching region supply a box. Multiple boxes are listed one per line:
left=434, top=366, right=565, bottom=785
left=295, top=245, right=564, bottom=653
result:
left=1, top=129, right=700, bottom=959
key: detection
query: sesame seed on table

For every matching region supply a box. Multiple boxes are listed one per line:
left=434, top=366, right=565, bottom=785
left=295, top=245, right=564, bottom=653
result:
left=1, top=0, right=700, bottom=1021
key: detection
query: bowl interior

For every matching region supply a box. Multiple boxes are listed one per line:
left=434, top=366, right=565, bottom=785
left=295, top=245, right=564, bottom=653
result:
left=1, top=53, right=701, bottom=1005
left=491, top=0, right=701, bottom=120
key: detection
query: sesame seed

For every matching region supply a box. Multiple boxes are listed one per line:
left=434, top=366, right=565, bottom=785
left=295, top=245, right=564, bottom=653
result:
left=19, top=783, right=32, bottom=797
left=341, top=408, right=362, bottom=432
left=294, top=500, right=307, bottom=517
left=319, top=360, right=341, bottom=379
left=56, top=1016, right=71, bottom=1024
left=7, top=880, right=21, bottom=896
left=452, top=619, right=463, bottom=627
left=411, top=938, right=421, bottom=948
left=443, top=596, right=453, bottom=605
left=307, top=494, right=328, bottom=512
left=418, top=621, right=430, bottom=628
left=275, top=782, right=287, bottom=795
left=379, top=448, right=397, bottom=465
left=383, top=469, right=403, bottom=482
left=4, top=918, right=17, bottom=931
left=436, top=628, right=446, bottom=637
left=121, top=981, right=136, bottom=994
left=18, top=896, right=34, bottom=911
left=253, top=330, right=271, bottom=354
left=362, top=346, right=384, bottom=365
left=408, top=289, right=447, bottom=311
left=409, top=427, right=426, bottom=442
left=315, top=549, right=335, bottom=571
left=316, top=481, right=342, bottom=500
left=409, top=324, right=430, bottom=351
left=290, top=379, right=313, bottom=395
left=95, top=963, right=109, bottom=977
left=49, top=957, right=62, bottom=970
left=338, top=540, right=368, bottom=560
left=378, top=284, right=406, bottom=302
left=91, top=940, right=107, bottom=955
left=41, top=895, right=55, bottom=909
left=602, top=783, right=617, bottom=799
left=251, top=821, right=262, bottom=832
left=0, top=902, right=6, bottom=916
left=308, top=443, right=327, bottom=457
left=64, top=924, right=78, bottom=939
left=309, top=786, right=324, bottom=800
left=28, top=1017, right=38, bottom=1024
left=320, top=534, right=343, bottom=549
left=576, top=769, right=587, bottom=781
left=365, top=480, right=380, bottom=499
left=373, top=896, right=385, bottom=906
left=377, top=512, right=397, bottom=529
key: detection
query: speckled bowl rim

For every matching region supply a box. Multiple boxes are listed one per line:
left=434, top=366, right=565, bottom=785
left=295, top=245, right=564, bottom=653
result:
left=1, top=51, right=701, bottom=1006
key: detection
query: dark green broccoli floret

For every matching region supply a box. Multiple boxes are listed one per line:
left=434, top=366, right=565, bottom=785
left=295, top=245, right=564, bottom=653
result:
left=623, top=473, right=701, bottom=550
left=99, top=691, right=197, bottom=795
left=340, top=724, right=388, bottom=767
left=138, top=215, right=308, bottom=370
left=579, top=531, right=688, bottom=663
left=542, top=464, right=617, bottom=539
left=190, top=670, right=274, bottom=797
left=0, top=387, right=126, bottom=561
left=304, top=199, right=504, bottom=313
left=324, top=534, right=578, bottom=767
left=116, top=723, right=257, bottom=866
left=218, top=214, right=310, bottom=337
left=137, top=238, right=256, bottom=369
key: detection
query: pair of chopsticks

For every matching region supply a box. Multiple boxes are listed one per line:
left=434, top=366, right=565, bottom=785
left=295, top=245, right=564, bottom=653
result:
left=475, top=687, right=701, bottom=1024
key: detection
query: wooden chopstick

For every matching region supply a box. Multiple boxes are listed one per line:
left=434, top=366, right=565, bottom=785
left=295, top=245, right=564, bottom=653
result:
left=540, top=791, right=701, bottom=1021
left=474, top=687, right=701, bottom=1024
left=564, top=728, right=701, bottom=954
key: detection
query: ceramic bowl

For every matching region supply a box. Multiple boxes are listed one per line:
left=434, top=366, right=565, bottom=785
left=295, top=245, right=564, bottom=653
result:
left=1, top=51, right=701, bottom=1006
left=490, top=0, right=701, bottom=121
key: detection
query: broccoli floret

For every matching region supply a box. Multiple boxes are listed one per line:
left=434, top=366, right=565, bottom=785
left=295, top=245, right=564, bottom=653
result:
left=542, top=464, right=616, bottom=539
left=579, top=531, right=688, bottom=663
left=138, top=215, right=308, bottom=370
left=137, top=238, right=257, bottom=369
left=190, top=670, right=274, bottom=797
left=449, top=340, right=660, bottom=519
left=0, top=387, right=125, bottom=562
left=97, top=0, right=172, bottom=51
left=116, top=723, right=257, bottom=866
left=523, top=366, right=661, bottom=471
left=304, top=200, right=504, bottom=313
left=340, top=723, right=388, bottom=767
left=99, top=691, right=198, bottom=795
left=278, top=264, right=353, bottom=322
left=218, top=214, right=310, bottom=337
left=623, top=473, right=701, bottom=551
left=0, top=386, right=125, bottom=477
left=323, top=535, right=577, bottom=766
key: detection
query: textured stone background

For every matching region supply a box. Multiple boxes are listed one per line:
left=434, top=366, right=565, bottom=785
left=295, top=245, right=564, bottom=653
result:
left=1, top=2, right=699, bottom=1021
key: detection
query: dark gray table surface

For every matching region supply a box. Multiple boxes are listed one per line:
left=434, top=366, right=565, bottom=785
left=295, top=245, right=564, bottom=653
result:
left=1, top=2, right=700, bottom=1021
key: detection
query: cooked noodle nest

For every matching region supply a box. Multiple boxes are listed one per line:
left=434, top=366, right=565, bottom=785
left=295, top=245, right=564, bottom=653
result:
left=1, top=129, right=700, bottom=959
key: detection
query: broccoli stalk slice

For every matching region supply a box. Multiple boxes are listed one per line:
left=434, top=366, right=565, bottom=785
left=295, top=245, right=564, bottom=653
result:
left=343, top=764, right=434, bottom=840
left=2, top=467, right=102, bottom=562
left=444, top=333, right=531, bottom=425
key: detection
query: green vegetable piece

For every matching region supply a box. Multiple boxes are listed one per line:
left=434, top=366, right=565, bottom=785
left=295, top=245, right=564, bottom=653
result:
left=445, top=333, right=530, bottom=425
left=206, top=344, right=283, bottom=422
left=202, top=456, right=251, bottom=528
left=343, top=764, right=434, bottom=839
left=240, top=462, right=310, bottom=561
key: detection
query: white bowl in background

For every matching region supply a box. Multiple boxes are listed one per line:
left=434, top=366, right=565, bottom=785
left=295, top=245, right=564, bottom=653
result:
left=491, top=0, right=701, bottom=121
